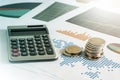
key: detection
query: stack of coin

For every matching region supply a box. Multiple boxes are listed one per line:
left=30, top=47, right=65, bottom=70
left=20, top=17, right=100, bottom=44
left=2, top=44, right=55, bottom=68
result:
left=62, top=45, right=82, bottom=56
left=85, top=37, right=105, bottom=60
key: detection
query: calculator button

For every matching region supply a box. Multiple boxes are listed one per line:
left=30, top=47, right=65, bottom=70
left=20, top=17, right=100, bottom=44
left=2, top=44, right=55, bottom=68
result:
left=36, top=44, right=43, bottom=48
left=19, top=41, right=26, bottom=45
left=27, top=41, right=34, bottom=44
left=45, top=44, right=50, bottom=47
left=19, top=38, right=25, bottom=42
left=28, top=44, right=34, bottom=48
left=36, top=41, right=42, bottom=44
left=42, top=37, right=48, bottom=40
left=12, top=52, right=20, bottom=57
left=11, top=45, right=18, bottom=49
left=12, top=49, right=19, bottom=53
left=46, top=48, right=54, bottom=55
left=20, top=45, right=26, bottom=48
left=29, top=48, right=36, bottom=52
left=11, top=39, right=17, bottom=42
left=27, top=38, right=33, bottom=41
left=34, top=35, right=40, bottom=38
left=11, top=42, right=18, bottom=45
left=44, top=40, right=49, bottom=44
left=37, top=48, right=44, bottom=51
left=42, top=35, right=49, bottom=39
left=35, top=38, right=41, bottom=41
left=20, top=48, right=27, bottom=52
left=29, top=52, right=37, bottom=56
left=38, top=51, right=45, bottom=55
left=21, top=52, right=28, bottom=56
left=42, top=34, right=48, bottom=37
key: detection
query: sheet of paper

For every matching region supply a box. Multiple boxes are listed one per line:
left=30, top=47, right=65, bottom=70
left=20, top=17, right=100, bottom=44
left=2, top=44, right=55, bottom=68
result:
left=67, top=7, right=120, bottom=38
left=33, top=2, right=77, bottom=22
left=0, top=64, right=59, bottom=80
left=0, top=0, right=120, bottom=80
left=0, top=2, right=41, bottom=18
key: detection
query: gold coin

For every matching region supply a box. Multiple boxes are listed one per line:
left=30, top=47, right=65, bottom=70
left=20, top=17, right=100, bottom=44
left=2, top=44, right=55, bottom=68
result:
left=86, top=43, right=104, bottom=48
left=62, top=49, right=81, bottom=56
left=85, top=51, right=103, bottom=57
left=88, top=37, right=105, bottom=46
left=85, top=46, right=103, bottom=51
left=85, top=48, right=103, bottom=54
left=62, top=45, right=82, bottom=56
left=65, top=45, right=82, bottom=55
left=85, top=51, right=103, bottom=59
left=87, top=55, right=101, bottom=60
left=62, top=50, right=73, bottom=56
left=85, top=49, right=103, bottom=54
left=85, top=52, right=102, bottom=60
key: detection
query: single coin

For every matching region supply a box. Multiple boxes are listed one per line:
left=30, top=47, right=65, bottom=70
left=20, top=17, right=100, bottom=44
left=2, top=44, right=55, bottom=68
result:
left=85, top=46, right=103, bottom=51
left=88, top=37, right=105, bottom=46
left=65, top=45, right=82, bottom=54
left=107, top=43, right=120, bottom=54
left=86, top=43, right=104, bottom=48
left=62, top=50, right=73, bottom=56
left=85, top=48, right=103, bottom=54
left=85, top=51, right=103, bottom=57
left=76, top=0, right=95, bottom=3
left=87, top=55, right=101, bottom=60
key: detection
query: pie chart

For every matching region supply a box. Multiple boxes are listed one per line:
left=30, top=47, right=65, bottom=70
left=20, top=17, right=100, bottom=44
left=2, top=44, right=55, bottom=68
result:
left=0, top=2, right=41, bottom=18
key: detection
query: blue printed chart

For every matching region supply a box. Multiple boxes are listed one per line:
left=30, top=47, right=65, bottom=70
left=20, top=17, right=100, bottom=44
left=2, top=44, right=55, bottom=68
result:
left=52, top=39, right=120, bottom=80
left=27, top=37, right=120, bottom=80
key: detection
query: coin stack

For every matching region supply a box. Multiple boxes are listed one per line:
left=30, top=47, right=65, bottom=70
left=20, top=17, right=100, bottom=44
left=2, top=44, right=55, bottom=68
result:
left=63, top=45, right=82, bottom=57
left=85, top=37, right=105, bottom=60
left=76, top=0, right=96, bottom=3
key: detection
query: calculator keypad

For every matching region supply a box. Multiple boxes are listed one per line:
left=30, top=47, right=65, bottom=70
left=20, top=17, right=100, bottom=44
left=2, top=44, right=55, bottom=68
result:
left=9, top=34, right=56, bottom=61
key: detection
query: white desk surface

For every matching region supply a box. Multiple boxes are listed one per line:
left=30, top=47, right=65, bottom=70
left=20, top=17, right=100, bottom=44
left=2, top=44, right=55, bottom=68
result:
left=0, top=0, right=120, bottom=80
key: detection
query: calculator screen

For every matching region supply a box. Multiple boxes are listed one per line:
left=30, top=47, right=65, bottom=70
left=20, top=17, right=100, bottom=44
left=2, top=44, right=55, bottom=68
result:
left=10, top=28, right=48, bottom=36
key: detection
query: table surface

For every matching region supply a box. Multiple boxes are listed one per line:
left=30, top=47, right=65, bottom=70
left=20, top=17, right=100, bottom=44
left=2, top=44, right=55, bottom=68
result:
left=0, top=0, right=120, bottom=80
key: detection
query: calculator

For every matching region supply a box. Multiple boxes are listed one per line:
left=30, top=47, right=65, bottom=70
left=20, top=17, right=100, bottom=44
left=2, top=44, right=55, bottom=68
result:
left=7, top=25, right=58, bottom=62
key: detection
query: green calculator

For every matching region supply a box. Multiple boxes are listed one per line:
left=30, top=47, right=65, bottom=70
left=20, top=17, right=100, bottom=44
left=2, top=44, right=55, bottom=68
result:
left=7, top=25, right=58, bottom=62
